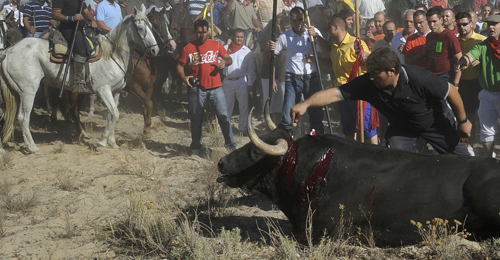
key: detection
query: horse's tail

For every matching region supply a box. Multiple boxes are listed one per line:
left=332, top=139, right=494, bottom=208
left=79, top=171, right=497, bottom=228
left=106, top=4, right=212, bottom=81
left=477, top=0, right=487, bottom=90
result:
left=0, top=68, right=18, bottom=145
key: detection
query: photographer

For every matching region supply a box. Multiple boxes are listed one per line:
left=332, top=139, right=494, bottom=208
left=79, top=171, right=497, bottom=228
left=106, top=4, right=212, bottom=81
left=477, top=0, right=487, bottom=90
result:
left=177, top=19, right=236, bottom=156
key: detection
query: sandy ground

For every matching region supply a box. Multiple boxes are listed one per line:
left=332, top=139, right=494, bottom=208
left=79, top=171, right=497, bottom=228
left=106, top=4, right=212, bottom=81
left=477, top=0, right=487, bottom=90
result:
left=0, top=94, right=498, bottom=259
left=0, top=96, right=291, bottom=259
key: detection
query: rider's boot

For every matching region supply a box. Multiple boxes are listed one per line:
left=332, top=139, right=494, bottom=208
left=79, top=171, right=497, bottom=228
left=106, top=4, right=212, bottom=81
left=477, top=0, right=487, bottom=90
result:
left=72, top=54, right=92, bottom=94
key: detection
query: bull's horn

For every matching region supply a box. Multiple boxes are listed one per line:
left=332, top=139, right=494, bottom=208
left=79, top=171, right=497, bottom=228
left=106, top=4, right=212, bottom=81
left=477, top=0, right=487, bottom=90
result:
left=248, top=107, right=288, bottom=156
left=264, top=98, right=277, bottom=130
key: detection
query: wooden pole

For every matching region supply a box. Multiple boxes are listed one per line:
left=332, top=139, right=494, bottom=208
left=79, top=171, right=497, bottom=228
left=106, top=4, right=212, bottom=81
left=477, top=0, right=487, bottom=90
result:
left=355, top=0, right=364, bottom=143
left=303, top=0, right=333, bottom=134
left=210, top=0, right=219, bottom=129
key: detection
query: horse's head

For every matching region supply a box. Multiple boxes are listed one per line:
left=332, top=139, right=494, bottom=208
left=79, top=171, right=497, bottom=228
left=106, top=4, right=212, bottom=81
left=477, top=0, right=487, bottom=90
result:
left=131, top=7, right=159, bottom=57
left=147, top=7, right=173, bottom=53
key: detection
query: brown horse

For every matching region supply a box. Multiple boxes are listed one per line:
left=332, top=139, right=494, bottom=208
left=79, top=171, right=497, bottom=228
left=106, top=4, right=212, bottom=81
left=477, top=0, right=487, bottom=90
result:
left=67, top=8, right=172, bottom=140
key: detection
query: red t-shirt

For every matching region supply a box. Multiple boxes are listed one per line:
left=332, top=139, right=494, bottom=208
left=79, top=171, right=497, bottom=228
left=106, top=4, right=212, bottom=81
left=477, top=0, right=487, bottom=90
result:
left=425, top=29, right=461, bottom=75
left=179, top=39, right=227, bottom=90
left=405, top=33, right=428, bottom=68
left=429, top=0, right=447, bottom=8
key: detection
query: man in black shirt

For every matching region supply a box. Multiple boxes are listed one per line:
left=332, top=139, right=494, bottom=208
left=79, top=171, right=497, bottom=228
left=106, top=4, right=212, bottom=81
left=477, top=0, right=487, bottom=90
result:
left=291, top=47, right=471, bottom=155
left=52, top=0, right=96, bottom=93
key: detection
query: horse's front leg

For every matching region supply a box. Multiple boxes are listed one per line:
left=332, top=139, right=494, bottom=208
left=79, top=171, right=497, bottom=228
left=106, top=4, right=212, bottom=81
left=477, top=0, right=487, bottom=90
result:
left=96, top=87, right=119, bottom=148
left=18, top=92, right=40, bottom=154
left=69, top=93, right=88, bottom=139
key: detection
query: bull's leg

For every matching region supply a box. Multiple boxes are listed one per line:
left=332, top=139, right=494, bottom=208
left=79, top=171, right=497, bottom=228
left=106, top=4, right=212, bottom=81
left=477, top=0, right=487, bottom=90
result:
left=18, top=92, right=40, bottom=154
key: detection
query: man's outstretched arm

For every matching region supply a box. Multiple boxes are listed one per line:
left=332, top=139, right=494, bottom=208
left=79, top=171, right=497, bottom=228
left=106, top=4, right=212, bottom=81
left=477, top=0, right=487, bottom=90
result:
left=291, top=87, right=343, bottom=123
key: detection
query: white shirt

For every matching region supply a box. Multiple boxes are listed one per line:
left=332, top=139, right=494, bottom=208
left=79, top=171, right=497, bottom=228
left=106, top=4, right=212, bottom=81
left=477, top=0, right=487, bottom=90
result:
left=359, top=0, right=385, bottom=20
left=391, top=29, right=417, bottom=65
left=223, top=45, right=256, bottom=86
left=3, top=4, right=23, bottom=27
left=274, top=27, right=322, bottom=75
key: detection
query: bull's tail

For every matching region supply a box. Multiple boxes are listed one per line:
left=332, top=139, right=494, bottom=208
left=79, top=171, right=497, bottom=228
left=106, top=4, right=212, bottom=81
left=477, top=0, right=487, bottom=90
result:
left=0, top=69, right=18, bottom=145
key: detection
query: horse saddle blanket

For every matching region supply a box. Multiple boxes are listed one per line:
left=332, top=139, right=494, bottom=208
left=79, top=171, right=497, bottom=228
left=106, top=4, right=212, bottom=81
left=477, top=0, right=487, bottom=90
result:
left=47, top=29, right=103, bottom=64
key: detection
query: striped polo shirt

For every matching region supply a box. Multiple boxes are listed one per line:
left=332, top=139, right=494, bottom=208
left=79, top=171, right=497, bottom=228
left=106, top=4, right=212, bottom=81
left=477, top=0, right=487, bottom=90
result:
left=23, top=1, right=52, bottom=32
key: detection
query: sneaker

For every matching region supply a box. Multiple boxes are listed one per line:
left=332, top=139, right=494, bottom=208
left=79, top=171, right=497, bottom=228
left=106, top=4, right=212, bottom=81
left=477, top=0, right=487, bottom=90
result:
left=226, top=144, right=237, bottom=152
left=467, top=146, right=475, bottom=156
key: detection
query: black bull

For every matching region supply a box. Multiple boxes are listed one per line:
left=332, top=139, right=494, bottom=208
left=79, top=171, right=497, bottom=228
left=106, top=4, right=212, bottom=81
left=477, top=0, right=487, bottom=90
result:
left=217, top=129, right=500, bottom=246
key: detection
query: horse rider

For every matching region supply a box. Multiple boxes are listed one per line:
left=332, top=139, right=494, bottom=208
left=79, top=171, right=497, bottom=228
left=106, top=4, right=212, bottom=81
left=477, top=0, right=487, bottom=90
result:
left=52, top=0, right=96, bottom=94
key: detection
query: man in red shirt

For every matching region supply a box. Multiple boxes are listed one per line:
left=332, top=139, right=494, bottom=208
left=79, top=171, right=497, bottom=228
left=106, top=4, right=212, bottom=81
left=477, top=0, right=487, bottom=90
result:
left=425, top=6, right=462, bottom=85
left=177, top=19, right=237, bottom=156
left=405, top=10, right=430, bottom=67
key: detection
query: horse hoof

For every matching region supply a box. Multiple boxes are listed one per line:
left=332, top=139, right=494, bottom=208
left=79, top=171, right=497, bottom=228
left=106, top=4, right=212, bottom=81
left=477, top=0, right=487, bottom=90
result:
left=97, top=140, right=107, bottom=147
left=108, top=142, right=119, bottom=149
left=81, top=131, right=90, bottom=139
left=143, top=131, right=152, bottom=140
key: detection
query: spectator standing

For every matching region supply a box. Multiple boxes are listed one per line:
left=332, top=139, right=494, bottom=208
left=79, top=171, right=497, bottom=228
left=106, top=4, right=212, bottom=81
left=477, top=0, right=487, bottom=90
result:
left=425, top=6, right=462, bottom=84
left=96, top=0, right=122, bottom=33
left=391, top=10, right=415, bottom=64
left=365, top=11, right=387, bottom=50
left=477, top=4, right=492, bottom=34
left=428, top=0, right=446, bottom=9
left=474, top=0, right=488, bottom=13
left=3, top=0, right=23, bottom=27
left=256, top=0, right=286, bottom=28
left=456, top=11, right=486, bottom=156
left=404, top=10, right=430, bottom=67
left=118, top=0, right=129, bottom=18
left=292, top=47, right=471, bottom=156
left=187, top=0, right=208, bottom=21
left=23, top=0, right=54, bottom=38
left=52, top=0, right=96, bottom=93
left=443, top=8, right=458, bottom=36
left=222, top=28, right=256, bottom=135
left=373, top=20, right=396, bottom=50
left=457, top=14, right=500, bottom=158
left=260, top=15, right=288, bottom=122
left=177, top=19, right=237, bottom=155
left=267, top=7, right=324, bottom=134
left=226, top=0, right=262, bottom=49
left=322, top=15, right=378, bottom=144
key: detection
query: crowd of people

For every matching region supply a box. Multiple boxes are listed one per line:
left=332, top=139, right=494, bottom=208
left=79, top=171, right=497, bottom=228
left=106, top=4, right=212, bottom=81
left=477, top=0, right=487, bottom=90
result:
left=1, top=0, right=499, bottom=158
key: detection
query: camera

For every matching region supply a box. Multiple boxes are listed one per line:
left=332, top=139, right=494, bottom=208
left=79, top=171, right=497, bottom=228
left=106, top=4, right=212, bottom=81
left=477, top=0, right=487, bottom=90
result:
left=189, top=77, right=200, bottom=87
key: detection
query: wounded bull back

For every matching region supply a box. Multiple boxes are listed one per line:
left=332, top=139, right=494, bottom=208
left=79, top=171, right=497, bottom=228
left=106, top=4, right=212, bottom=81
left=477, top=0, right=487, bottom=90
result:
left=218, top=111, right=500, bottom=246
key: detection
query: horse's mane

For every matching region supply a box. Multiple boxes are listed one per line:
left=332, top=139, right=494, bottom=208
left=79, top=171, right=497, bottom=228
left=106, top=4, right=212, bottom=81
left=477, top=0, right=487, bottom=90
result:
left=99, top=13, right=140, bottom=60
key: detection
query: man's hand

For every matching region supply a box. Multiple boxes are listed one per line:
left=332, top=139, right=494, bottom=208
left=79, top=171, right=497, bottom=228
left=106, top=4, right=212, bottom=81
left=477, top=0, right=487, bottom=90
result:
left=456, top=56, right=468, bottom=71
left=273, top=80, right=278, bottom=93
left=90, top=20, right=97, bottom=28
left=458, top=120, right=472, bottom=139
left=365, top=30, right=375, bottom=41
left=307, top=25, right=316, bottom=37
left=218, top=57, right=225, bottom=69
left=183, top=75, right=194, bottom=88
left=29, top=27, right=36, bottom=36
left=291, top=102, right=309, bottom=124
left=255, top=27, right=262, bottom=33
left=74, top=13, right=84, bottom=21
left=470, top=60, right=480, bottom=67
left=267, top=40, right=276, bottom=52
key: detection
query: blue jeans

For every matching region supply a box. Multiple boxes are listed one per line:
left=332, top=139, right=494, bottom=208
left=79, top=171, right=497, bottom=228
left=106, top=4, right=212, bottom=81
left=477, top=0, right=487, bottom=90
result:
left=25, top=31, right=43, bottom=38
left=279, top=72, right=324, bottom=133
left=188, top=86, right=236, bottom=150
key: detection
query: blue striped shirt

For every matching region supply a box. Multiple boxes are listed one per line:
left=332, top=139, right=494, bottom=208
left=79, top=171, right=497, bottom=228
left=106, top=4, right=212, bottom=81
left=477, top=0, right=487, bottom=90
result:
left=23, top=1, right=52, bottom=32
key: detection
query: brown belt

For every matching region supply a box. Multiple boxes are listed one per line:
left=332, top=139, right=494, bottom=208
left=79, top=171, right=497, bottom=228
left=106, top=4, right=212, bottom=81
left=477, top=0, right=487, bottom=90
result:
left=226, top=77, right=241, bottom=81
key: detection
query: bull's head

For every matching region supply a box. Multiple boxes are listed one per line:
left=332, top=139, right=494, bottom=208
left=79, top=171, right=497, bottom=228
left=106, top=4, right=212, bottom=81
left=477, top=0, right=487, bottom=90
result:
left=217, top=103, right=291, bottom=191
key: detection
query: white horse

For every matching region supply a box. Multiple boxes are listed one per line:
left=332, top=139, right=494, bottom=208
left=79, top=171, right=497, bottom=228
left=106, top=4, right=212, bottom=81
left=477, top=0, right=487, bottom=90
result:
left=0, top=7, right=159, bottom=154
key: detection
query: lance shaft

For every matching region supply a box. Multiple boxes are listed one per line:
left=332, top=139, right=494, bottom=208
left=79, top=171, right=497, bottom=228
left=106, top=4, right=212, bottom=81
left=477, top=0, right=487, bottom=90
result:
left=59, top=0, right=85, bottom=98
left=303, top=0, right=333, bottom=134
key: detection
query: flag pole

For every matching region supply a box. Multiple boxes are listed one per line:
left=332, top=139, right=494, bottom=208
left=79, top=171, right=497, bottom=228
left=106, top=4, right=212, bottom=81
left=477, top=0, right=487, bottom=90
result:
left=355, top=0, right=364, bottom=142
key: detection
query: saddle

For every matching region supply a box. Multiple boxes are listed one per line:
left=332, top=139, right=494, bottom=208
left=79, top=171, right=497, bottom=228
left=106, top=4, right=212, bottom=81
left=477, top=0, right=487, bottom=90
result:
left=47, top=29, right=103, bottom=64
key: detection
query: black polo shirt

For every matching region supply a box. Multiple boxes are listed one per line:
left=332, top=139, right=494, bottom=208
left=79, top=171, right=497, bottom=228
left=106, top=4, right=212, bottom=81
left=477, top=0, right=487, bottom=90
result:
left=339, top=65, right=451, bottom=134
left=52, top=0, right=84, bottom=29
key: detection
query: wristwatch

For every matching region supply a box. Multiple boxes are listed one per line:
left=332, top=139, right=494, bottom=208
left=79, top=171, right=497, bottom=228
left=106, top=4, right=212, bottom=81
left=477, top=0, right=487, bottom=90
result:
left=451, top=82, right=459, bottom=87
left=458, top=118, right=468, bottom=124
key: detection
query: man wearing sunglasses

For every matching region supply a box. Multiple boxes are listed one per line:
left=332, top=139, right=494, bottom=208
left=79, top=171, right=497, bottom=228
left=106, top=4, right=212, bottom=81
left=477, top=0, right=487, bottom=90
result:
left=456, top=11, right=486, bottom=156
left=457, top=14, right=500, bottom=158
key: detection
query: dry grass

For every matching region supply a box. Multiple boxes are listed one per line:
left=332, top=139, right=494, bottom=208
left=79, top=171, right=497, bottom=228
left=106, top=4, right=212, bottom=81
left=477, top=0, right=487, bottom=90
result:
left=0, top=180, right=38, bottom=213
left=115, top=154, right=163, bottom=178
left=56, top=170, right=75, bottom=191
left=0, top=152, right=13, bottom=171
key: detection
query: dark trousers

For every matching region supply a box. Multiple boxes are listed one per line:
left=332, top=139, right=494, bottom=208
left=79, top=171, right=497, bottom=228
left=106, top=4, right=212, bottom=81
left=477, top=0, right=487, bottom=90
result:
left=59, top=26, right=88, bottom=58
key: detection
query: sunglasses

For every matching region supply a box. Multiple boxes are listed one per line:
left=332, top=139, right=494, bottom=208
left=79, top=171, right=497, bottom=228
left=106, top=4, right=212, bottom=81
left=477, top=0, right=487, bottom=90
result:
left=457, top=22, right=470, bottom=27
